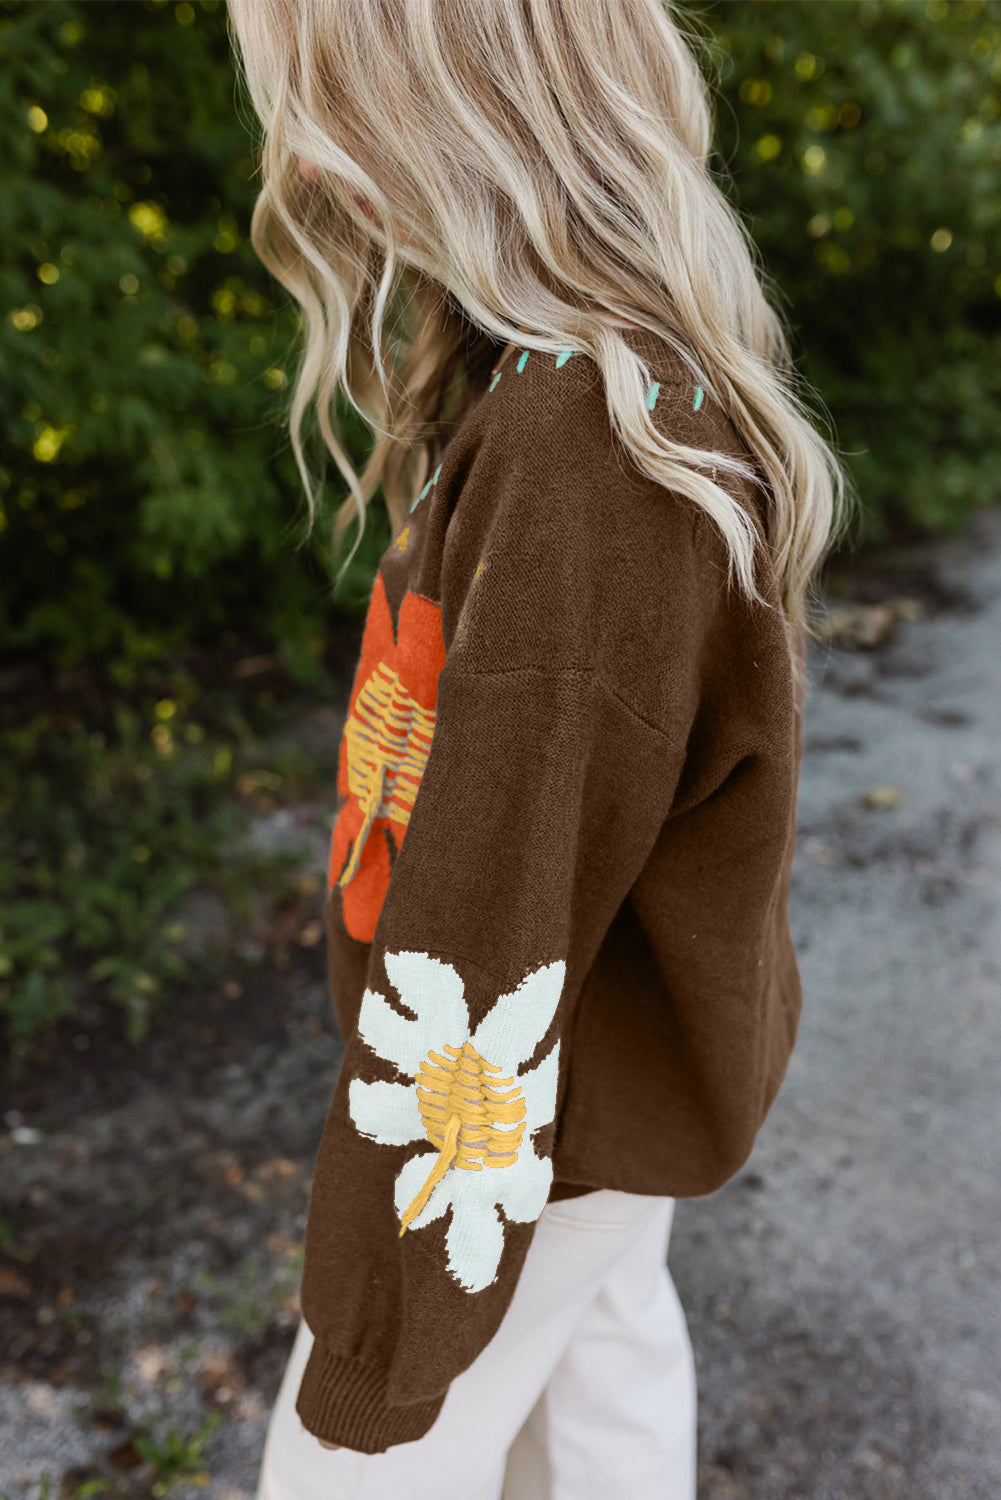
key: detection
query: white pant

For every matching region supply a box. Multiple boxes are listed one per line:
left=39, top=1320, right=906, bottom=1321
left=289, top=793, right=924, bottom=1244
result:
left=256, top=1189, right=697, bottom=1500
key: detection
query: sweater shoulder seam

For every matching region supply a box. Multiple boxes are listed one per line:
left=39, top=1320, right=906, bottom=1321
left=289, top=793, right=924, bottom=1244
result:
left=449, top=663, right=682, bottom=747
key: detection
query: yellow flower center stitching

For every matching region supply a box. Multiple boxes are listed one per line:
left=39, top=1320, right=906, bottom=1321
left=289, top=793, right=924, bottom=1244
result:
left=399, top=1040, right=527, bottom=1236
left=338, top=662, right=435, bottom=889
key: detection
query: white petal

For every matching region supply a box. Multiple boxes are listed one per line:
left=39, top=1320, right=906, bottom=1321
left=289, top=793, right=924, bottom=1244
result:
left=394, top=1149, right=452, bottom=1231
left=515, top=1038, right=560, bottom=1136
left=348, top=1077, right=424, bottom=1146
left=444, top=1174, right=507, bottom=1292
left=358, top=950, right=469, bottom=1077
left=470, top=960, right=566, bottom=1077
left=493, top=1147, right=554, bottom=1226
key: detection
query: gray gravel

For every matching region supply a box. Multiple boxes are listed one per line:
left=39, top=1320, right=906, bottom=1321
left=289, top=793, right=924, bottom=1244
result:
left=679, top=505, right=1001, bottom=1499
left=1, top=507, right=998, bottom=1500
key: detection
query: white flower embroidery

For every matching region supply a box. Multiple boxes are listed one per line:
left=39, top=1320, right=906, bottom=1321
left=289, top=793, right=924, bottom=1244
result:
left=348, top=949, right=565, bottom=1293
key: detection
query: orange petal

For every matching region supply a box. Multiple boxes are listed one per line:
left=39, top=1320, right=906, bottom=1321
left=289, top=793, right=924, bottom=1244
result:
left=394, top=590, right=446, bottom=709
left=340, top=820, right=393, bottom=941
left=327, top=798, right=362, bottom=890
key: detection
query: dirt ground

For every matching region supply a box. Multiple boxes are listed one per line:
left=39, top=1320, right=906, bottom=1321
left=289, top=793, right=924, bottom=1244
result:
left=2, top=507, right=999, bottom=1500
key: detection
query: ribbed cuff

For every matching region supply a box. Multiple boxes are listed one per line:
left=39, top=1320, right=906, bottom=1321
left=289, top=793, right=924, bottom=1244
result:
left=295, top=1334, right=447, bottom=1455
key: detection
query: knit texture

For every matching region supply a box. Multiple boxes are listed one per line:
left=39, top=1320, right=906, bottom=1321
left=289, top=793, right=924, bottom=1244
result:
left=295, top=325, right=805, bottom=1452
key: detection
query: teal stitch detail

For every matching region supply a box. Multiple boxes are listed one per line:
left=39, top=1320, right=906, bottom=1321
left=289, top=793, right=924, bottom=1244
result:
left=432, top=463, right=442, bottom=484
left=516, top=350, right=529, bottom=373
left=556, top=350, right=573, bottom=368
left=489, top=371, right=502, bottom=391
left=693, top=385, right=704, bottom=411
left=409, top=476, right=433, bottom=514
left=647, top=381, right=660, bottom=412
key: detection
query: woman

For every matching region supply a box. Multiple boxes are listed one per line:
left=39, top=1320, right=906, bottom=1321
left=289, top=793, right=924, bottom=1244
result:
left=225, top=1, right=857, bottom=1495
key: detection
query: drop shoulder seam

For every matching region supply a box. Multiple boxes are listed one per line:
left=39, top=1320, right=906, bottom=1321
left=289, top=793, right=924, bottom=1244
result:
left=451, top=664, right=681, bottom=747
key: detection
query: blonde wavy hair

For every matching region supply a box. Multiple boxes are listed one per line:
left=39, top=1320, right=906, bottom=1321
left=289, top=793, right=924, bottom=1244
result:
left=226, top=0, right=859, bottom=693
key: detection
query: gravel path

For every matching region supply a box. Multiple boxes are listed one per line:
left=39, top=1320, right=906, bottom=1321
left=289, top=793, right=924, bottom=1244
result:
left=684, top=505, right=1001, bottom=1500
left=1, top=508, right=999, bottom=1500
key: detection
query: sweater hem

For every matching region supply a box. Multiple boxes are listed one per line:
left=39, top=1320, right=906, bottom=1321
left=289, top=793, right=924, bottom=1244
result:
left=547, top=1178, right=599, bottom=1203
left=295, top=1332, right=446, bottom=1455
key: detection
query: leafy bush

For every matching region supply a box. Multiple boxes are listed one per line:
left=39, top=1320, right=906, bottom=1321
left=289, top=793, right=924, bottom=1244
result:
left=0, top=675, right=334, bottom=1077
left=708, top=0, right=1001, bottom=539
left=1, top=0, right=998, bottom=687
left=2, top=0, right=1000, bottom=1056
left=0, top=0, right=385, bottom=689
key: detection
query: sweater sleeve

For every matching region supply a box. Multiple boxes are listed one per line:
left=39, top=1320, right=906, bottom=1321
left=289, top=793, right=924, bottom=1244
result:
left=294, top=398, right=724, bottom=1453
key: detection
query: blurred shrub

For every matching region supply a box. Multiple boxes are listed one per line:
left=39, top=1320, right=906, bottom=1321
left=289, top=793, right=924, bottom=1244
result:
left=2, top=0, right=1000, bottom=1055
left=0, top=683, right=333, bottom=1077
left=709, top=0, right=1001, bottom=539
left=0, top=0, right=385, bottom=688
left=1, top=0, right=999, bottom=687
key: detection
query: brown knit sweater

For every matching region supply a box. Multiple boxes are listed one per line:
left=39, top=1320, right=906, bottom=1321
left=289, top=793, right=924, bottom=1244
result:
left=295, top=324, right=805, bottom=1452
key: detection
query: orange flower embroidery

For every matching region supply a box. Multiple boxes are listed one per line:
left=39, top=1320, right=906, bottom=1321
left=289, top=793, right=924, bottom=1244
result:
left=328, top=571, right=445, bottom=941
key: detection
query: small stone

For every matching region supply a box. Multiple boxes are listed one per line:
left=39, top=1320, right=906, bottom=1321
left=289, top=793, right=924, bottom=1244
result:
left=861, top=783, right=905, bottom=809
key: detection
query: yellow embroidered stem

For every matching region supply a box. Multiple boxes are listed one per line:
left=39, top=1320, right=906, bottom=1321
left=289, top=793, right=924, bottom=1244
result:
left=337, top=759, right=387, bottom=890
left=399, top=1113, right=460, bottom=1236
left=398, top=1040, right=528, bottom=1236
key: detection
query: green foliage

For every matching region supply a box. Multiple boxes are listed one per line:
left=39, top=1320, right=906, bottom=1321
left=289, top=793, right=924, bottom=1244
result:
left=0, top=0, right=384, bottom=687
left=0, top=679, right=330, bottom=1075
left=2, top=0, right=1000, bottom=1055
left=133, top=1410, right=222, bottom=1494
left=707, top=0, right=1001, bottom=540
left=1, top=0, right=998, bottom=683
